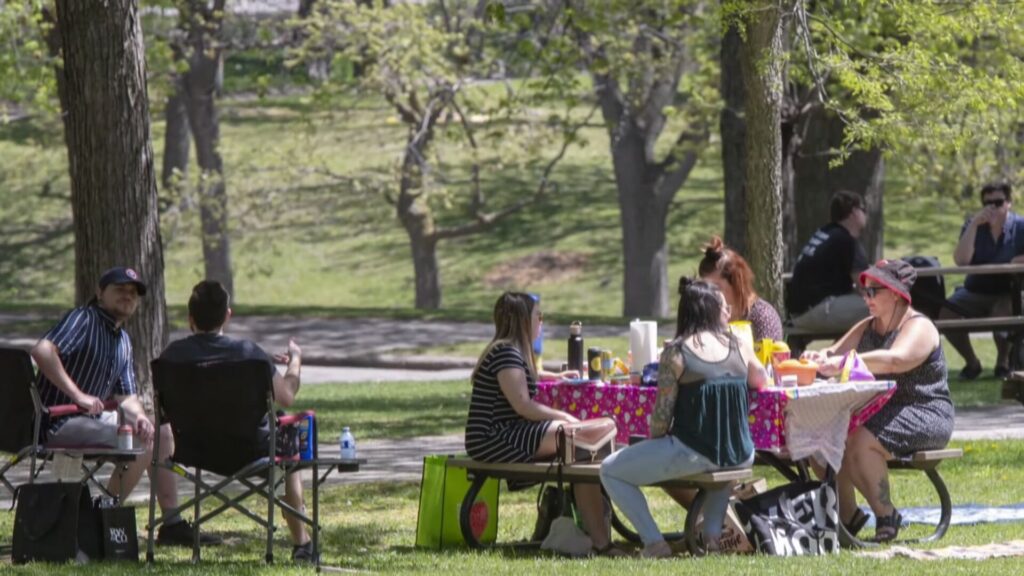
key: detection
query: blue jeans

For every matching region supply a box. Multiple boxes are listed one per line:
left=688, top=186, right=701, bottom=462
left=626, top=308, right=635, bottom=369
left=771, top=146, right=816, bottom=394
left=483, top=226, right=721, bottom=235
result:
left=600, top=435, right=751, bottom=545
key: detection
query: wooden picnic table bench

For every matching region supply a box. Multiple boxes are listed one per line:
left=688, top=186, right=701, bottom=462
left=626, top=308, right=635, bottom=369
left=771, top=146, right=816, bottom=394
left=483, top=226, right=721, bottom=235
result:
left=445, top=457, right=752, bottom=554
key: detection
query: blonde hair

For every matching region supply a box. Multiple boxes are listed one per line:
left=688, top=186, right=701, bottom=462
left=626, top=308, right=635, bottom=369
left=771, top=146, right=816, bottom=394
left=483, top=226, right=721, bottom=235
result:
left=472, top=292, right=537, bottom=381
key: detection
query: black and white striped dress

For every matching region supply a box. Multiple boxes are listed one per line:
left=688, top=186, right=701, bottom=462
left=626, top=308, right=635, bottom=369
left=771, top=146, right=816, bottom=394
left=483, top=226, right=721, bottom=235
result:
left=465, top=343, right=551, bottom=463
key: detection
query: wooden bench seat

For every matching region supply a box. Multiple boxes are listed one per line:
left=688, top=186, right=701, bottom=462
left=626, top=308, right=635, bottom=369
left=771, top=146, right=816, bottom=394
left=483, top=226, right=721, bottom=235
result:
left=445, top=457, right=752, bottom=552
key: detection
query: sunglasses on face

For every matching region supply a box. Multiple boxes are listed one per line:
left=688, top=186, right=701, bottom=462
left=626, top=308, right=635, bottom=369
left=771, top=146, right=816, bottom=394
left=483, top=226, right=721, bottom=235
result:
left=983, top=198, right=1006, bottom=208
left=860, top=285, right=889, bottom=299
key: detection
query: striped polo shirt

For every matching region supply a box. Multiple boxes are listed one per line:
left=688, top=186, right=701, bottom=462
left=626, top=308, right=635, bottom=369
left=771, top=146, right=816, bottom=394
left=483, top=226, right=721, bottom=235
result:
left=36, top=304, right=137, bottom=414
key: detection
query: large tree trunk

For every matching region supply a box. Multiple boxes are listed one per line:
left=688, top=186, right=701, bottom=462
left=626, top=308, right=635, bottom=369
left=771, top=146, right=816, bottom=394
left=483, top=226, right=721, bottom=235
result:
left=53, top=0, right=168, bottom=404
left=183, top=1, right=234, bottom=296
left=740, top=1, right=791, bottom=314
left=720, top=23, right=747, bottom=255
left=612, top=130, right=671, bottom=318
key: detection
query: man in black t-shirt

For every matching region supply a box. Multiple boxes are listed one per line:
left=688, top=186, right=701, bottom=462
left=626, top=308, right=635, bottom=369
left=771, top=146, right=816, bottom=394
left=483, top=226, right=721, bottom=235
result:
left=159, top=281, right=315, bottom=563
left=787, top=191, right=870, bottom=332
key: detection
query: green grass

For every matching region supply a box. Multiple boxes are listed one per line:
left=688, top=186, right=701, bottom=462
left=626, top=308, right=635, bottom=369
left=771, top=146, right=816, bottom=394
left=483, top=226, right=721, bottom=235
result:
left=3, top=441, right=1024, bottom=573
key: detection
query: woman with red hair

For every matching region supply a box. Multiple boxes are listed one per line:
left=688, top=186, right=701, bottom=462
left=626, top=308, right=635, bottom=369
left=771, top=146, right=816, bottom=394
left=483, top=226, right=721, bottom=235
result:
left=698, top=237, right=783, bottom=341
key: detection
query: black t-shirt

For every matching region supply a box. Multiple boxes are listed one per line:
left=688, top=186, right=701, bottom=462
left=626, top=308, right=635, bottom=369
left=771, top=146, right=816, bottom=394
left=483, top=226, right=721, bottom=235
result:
left=159, top=333, right=278, bottom=377
left=786, top=223, right=868, bottom=316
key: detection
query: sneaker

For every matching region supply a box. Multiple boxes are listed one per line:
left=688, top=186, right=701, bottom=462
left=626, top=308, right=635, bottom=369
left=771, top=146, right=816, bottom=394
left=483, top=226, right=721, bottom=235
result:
left=958, top=362, right=983, bottom=381
left=995, top=366, right=1011, bottom=379
left=157, top=519, right=223, bottom=547
left=292, top=541, right=318, bottom=563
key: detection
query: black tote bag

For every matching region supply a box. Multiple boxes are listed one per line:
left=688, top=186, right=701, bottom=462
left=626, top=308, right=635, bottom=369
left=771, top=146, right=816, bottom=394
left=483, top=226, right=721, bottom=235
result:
left=12, top=482, right=101, bottom=564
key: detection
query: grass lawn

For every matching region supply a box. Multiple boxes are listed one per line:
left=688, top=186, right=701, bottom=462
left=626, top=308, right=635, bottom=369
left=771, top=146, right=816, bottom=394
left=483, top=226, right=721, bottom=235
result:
left=3, top=440, right=1024, bottom=574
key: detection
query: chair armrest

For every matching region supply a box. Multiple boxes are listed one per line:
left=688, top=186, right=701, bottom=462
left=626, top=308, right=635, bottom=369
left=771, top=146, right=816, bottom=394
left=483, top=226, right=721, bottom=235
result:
left=46, top=399, right=120, bottom=418
left=278, top=410, right=315, bottom=427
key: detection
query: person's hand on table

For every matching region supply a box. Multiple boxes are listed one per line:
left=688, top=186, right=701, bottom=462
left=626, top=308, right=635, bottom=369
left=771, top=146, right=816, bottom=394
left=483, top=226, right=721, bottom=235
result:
left=817, top=355, right=844, bottom=377
left=557, top=370, right=580, bottom=380
left=561, top=412, right=579, bottom=424
left=800, top=350, right=828, bottom=364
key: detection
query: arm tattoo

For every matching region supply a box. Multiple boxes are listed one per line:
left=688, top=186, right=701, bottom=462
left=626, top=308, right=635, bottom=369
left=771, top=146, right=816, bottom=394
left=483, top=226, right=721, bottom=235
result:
left=650, top=346, right=681, bottom=438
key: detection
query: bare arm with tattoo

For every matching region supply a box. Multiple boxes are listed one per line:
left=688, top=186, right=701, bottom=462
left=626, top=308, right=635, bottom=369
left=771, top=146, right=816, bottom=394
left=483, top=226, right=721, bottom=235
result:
left=649, top=344, right=684, bottom=438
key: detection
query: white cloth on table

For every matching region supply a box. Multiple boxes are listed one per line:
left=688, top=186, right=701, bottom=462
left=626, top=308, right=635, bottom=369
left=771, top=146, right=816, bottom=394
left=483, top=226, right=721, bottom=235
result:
left=783, top=381, right=895, bottom=471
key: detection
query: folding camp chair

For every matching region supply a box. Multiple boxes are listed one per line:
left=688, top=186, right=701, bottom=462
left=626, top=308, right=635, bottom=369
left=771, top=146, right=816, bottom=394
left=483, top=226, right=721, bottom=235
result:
left=146, top=359, right=362, bottom=568
left=0, top=346, right=141, bottom=499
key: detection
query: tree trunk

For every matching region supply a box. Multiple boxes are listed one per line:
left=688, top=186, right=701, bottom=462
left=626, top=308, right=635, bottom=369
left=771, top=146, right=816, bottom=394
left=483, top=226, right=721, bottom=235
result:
left=397, top=131, right=442, bottom=309
left=612, top=129, right=671, bottom=318
left=740, top=1, right=790, bottom=314
left=161, top=77, right=191, bottom=191
left=720, top=22, right=747, bottom=255
left=183, top=3, right=234, bottom=296
left=53, top=0, right=168, bottom=405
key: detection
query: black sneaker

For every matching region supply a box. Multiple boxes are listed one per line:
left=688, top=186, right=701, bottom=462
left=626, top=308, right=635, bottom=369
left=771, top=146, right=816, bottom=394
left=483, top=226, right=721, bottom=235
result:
left=995, top=365, right=1011, bottom=379
left=292, top=541, right=318, bottom=563
left=958, top=362, right=983, bottom=381
left=157, top=519, right=223, bottom=547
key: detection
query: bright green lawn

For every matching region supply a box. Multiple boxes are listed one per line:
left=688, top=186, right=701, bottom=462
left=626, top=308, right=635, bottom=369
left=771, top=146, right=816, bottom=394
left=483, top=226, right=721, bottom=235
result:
left=3, top=441, right=1024, bottom=574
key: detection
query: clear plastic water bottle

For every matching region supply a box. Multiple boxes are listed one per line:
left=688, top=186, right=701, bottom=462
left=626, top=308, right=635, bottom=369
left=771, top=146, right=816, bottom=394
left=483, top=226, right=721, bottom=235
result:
left=340, top=426, right=356, bottom=460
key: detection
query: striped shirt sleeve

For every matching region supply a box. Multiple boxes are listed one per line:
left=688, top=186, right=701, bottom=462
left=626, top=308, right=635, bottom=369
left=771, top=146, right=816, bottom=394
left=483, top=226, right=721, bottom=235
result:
left=489, top=344, right=526, bottom=374
left=113, top=336, right=138, bottom=396
left=42, top=307, right=89, bottom=356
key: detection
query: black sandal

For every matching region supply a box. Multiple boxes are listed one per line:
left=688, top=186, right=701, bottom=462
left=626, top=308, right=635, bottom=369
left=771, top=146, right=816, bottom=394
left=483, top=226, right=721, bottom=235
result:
left=871, top=509, right=902, bottom=543
left=843, top=508, right=870, bottom=538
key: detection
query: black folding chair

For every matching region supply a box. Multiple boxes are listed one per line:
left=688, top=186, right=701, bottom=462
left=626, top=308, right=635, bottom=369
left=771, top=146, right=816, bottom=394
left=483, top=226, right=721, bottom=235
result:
left=147, top=359, right=362, bottom=568
left=0, top=346, right=139, bottom=499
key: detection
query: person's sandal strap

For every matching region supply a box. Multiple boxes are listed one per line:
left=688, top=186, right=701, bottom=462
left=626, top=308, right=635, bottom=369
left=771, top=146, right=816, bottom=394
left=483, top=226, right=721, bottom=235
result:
left=844, top=508, right=870, bottom=538
left=871, top=510, right=902, bottom=543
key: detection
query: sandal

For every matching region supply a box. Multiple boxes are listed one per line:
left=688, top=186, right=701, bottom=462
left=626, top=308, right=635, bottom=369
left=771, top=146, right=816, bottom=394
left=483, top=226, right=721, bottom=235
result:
left=871, top=509, right=902, bottom=543
left=591, top=543, right=629, bottom=558
left=843, top=507, right=870, bottom=538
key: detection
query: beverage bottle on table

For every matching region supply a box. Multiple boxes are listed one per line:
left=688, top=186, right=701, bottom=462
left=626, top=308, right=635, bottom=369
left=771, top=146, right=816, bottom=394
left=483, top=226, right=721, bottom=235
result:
left=567, top=321, right=584, bottom=373
left=340, top=426, right=357, bottom=460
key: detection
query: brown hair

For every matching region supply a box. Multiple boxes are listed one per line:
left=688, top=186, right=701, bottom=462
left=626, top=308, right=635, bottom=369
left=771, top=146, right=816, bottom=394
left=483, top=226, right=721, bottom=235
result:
left=698, top=236, right=757, bottom=319
left=472, top=292, right=538, bottom=382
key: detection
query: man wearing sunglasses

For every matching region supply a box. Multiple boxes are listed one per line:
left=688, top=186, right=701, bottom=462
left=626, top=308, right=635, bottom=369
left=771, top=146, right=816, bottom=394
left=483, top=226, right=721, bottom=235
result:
left=943, top=182, right=1024, bottom=380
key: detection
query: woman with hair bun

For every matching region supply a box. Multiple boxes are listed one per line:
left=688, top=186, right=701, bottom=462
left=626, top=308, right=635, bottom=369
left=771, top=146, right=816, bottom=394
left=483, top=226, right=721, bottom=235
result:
left=699, top=236, right=783, bottom=341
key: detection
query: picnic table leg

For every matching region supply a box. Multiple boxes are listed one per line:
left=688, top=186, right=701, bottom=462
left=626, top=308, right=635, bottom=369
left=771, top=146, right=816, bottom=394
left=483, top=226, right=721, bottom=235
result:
left=902, top=466, right=953, bottom=544
left=459, top=474, right=489, bottom=549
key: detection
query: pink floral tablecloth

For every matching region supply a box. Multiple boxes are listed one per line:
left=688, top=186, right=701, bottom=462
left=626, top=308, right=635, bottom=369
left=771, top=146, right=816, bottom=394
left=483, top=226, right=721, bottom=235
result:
left=535, top=380, right=896, bottom=455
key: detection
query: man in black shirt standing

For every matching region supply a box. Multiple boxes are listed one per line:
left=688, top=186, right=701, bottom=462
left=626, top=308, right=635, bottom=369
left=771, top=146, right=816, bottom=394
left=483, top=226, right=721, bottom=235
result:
left=787, top=191, right=870, bottom=332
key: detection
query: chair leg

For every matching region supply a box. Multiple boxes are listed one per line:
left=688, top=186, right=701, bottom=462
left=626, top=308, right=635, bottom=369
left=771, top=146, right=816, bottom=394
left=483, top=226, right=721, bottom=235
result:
left=313, top=463, right=320, bottom=572
left=193, top=468, right=202, bottom=563
left=267, top=464, right=275, bottom=564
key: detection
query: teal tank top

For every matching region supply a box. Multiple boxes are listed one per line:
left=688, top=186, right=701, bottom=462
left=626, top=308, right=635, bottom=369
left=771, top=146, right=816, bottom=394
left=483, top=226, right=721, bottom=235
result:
left=669, top=334, right=753, bottom=467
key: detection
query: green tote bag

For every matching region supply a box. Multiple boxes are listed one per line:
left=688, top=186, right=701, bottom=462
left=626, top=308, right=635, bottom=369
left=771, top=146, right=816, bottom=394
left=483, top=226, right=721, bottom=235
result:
left=415, top=455, right=499, bottom=548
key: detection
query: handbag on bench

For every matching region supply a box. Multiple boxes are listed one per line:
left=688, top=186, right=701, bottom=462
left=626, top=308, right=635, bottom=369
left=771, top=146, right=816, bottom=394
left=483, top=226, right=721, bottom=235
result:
left=556, top=425, right=615, bottom=465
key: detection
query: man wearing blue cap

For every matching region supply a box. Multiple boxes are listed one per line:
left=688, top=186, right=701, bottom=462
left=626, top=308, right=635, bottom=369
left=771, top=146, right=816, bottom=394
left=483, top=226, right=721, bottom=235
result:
left=31, top=266, right=217, bottom=546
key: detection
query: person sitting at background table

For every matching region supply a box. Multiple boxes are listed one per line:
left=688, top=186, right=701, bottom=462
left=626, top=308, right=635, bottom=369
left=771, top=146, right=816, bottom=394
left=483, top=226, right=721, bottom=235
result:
left=464, top=291, right=621, bottom=556
left=600, top=278, right=768, bottom=557
left=699, top=235, right=783, bottom=341
left=802, top=259, right=954, bottom=543
left=940, top=181, right=1024, bottom=380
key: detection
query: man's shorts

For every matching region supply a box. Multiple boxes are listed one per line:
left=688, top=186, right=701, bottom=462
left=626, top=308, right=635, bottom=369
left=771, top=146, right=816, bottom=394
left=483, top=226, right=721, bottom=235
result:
left=47, top=411, right=119, bottom=448
left=946, top=287, right=1012, bottom=318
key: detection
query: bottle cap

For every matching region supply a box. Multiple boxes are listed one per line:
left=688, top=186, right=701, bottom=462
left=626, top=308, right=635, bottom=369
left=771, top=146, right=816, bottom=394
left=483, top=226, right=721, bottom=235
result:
left=570, top=321, right=582, bottom=335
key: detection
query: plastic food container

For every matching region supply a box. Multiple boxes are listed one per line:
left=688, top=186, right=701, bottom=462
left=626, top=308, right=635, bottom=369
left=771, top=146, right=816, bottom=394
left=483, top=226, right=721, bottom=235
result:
left=775, top=359, right=819, bottom=386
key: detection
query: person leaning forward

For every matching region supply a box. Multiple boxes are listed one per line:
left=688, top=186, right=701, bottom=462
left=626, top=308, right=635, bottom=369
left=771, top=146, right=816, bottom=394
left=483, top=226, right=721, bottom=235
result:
left=31, top=266, right=219, bottom=546
left=158, top=280, right=316, bottom=563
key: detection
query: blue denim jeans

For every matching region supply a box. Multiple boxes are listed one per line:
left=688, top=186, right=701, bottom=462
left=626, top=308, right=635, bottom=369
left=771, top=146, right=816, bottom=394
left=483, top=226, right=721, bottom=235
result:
left=600, top=435, right=751, bottom=545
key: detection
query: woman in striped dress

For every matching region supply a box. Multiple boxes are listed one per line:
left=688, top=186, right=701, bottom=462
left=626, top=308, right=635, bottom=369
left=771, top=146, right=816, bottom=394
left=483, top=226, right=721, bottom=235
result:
left=465, top=292, right=619, bottom=555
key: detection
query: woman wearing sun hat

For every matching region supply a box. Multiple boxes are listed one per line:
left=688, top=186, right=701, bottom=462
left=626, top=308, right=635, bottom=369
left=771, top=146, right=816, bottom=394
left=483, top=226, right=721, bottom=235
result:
left=802, top=258, right=954, bottom=543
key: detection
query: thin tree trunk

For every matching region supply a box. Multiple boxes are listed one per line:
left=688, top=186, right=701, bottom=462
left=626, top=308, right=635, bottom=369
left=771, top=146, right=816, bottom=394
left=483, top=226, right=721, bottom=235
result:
left=183, top=1, right=233, bottom=296
left=740, top=0, right=791, bottom=314
left=161, top=77, right=190, bottom=190
left=53, top=0, right=168, bottom=404
left=397, top=132, right=442, bottom=309
left=720, top=22, right=747, bottom=255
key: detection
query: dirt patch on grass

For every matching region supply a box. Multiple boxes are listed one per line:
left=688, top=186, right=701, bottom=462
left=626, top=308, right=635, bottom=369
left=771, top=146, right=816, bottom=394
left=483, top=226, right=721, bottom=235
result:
left=483, top=250, right=589, bottom=288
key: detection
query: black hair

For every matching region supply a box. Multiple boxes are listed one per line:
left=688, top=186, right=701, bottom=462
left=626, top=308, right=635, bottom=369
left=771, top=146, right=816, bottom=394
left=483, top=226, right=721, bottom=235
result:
left=188, top=280, right=230, bottom=332
left=830, top=190, right=865, bottom=223
left=980, top=182, right=1012, bottom=200
left=675, top=277, right=729, bottom=342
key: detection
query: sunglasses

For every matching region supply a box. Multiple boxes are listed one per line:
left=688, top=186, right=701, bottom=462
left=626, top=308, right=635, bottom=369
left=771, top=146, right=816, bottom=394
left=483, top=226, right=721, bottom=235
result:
left=860, top=285, right=889, bottom=299
left=983, top=198, right=1006, bottom=208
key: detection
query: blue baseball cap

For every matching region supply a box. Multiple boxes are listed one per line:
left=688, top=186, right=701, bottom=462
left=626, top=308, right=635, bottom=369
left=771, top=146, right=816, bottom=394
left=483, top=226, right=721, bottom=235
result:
left=98, top=267, right=147, bottom=296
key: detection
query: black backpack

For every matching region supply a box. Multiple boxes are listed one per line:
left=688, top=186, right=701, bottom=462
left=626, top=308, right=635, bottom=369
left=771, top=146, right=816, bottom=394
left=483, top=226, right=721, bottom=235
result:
left=902, top=255, right=947, bottom=320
